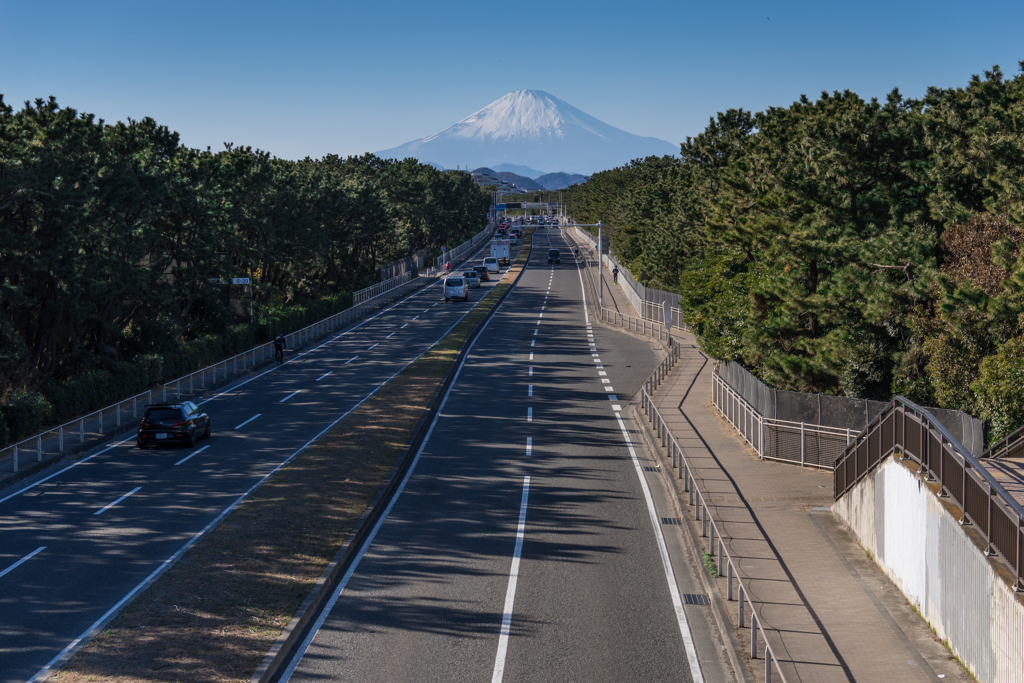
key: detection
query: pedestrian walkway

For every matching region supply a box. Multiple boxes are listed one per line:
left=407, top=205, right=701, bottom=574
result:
left=637, top=330, right=971, bottom=683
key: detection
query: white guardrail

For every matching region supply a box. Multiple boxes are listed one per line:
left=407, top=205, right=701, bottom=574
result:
left=431, top=224, right=495, bottom=272
left=0, top=270, right=426, bottom=476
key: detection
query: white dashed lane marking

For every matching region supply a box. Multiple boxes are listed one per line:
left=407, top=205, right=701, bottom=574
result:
left=234, top=413, right=261, bottom=430
left=316, top=371, right=333, bottom=381
left=94, top=487, right=142, bottom=516
left=0, top=547, right=46, bottom=579
left=174, top=444, right=210, bottom=466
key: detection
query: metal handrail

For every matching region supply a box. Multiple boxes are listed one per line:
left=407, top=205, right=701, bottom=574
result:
left=834, top=396, right=1024, bottom=590
left=1, top=270, right=428, bottom=474
left=982, top=423, right=1024, bottom=460
left=641, top=386, right=789, bottom=682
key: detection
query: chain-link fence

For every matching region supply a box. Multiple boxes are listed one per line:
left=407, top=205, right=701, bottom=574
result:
left=713, top=360, right=985, bottom=468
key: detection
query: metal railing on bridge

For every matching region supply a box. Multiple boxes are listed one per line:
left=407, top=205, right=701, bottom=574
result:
left=834, top=396, right=1024, bottom=592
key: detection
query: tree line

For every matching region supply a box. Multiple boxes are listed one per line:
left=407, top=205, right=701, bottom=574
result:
left=564, top=64, right=1024, bottom=441
left=0, top=96, right=490, bottom=443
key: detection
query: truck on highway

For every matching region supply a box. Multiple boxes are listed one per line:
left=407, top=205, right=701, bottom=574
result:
left=491, top=239, right=510, bottom=266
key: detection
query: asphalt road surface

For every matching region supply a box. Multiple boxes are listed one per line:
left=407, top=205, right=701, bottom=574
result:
left=279, top=227, right=735, bottom=683
left=0, top=240, right=515, bottom=683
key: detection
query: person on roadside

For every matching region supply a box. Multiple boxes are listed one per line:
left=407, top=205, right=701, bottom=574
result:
left=612, top=266, right=619, bottom=284
left=274, top=334, right=287, bottom=365
left=445, top=261, right=451, bottom=275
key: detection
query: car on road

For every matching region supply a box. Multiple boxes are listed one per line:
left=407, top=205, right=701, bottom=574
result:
left=483, top=256, right=499, bottom=273
left=137, top=401, right=210, bottom=448
left=463, top=270, right=481, bottom=288
left=444, top=276, right=468, bottom=302
left=473, top=265, right=490, bottom=281
left=548, top=248, right=560, bottom=264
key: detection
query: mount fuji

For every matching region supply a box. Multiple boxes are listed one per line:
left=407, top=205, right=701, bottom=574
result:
left=376, top=90, right=677, bottom=175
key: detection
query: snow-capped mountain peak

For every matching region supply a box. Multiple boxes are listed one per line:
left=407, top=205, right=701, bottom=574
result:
left=377, top=90, right=677, bottom=175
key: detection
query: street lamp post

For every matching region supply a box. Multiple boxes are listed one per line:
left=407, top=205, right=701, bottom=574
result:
left=598, top=221, right=603, bottom=311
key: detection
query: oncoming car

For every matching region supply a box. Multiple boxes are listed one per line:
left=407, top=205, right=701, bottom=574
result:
left=137, top=402, right=210, bottom=448
left=444, top=276, right=468, bottom=302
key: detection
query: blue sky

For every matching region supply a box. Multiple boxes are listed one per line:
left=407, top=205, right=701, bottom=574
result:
left=3, top=0, right=1022, bottom=160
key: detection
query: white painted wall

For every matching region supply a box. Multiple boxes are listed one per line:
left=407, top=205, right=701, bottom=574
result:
left=833, top=456, right=1024, bottom=682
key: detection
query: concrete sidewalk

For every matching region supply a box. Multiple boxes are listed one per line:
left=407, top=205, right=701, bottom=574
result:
left=638, top=331, right=971, bottom=683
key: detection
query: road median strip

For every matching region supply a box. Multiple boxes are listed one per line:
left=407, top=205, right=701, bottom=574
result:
left=48, top=229, right=535, bottom=683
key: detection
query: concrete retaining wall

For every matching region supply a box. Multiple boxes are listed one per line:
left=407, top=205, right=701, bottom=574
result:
left=833, top=456, right=1024, bottom=682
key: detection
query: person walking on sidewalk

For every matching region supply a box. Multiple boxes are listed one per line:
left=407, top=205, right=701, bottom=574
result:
left=612, top=266, right=619, bottom=284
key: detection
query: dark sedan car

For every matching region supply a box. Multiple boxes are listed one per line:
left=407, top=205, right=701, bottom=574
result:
left=473, top=265, right=490, bottom=281
left=137, top=401, right=210, bottom=448
left=548, top=248, right=561, bottom=264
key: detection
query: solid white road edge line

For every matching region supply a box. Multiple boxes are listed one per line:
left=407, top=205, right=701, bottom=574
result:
left=278, top=269, right=526, bottom=683
left=234, top=413, right=261, bottom=430
left=0, top=546, right=46, bottom=579
left=93, top=487, right=142, bottom=516
left=174, top=445, right=210, bottom=466
left=490, top=475, right=530, bottom=683
left=614, top=412, right=705, bottom=683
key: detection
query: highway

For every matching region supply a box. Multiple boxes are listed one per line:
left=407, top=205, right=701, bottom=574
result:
left=278, top=228, right=734, bottom=682
left=0, top=240, right=516, bottom=682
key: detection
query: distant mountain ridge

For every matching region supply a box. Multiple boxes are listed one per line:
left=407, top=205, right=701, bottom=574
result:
left=377, top=90, right=677, bottom=175
left=472, top=167, right=588, bottom=191
left=471, top=168, right=544, bottom=190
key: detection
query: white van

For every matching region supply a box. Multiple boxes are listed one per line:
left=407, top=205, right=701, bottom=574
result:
left=483, top=256, right=499, bottom=273
left=444, top=276, right=468, bottom=302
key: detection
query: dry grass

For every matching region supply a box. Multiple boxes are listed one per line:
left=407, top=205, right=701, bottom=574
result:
left=52, top=232, right=533, bottom=683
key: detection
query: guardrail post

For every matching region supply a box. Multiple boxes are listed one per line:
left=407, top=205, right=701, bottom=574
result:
left=80, top=418, right=84, bottom=443
left=718, top=537, right=724, bottom=577
left=116, top=404, right=121, bottom=427
left=162, top=384, right=166, bottom=401
left=99, top=410, right=103, bottom=434
left=59, top=426, right=64, bottom=452
left=12, top=445, right=17, bottom=473
left=801, top=422, right=806, bottom=466
left=727, top=562, right=733, bottom=600
left=709, top=523, right=715, bottom=557
left=751, top=618, right=758, bottom=659
left=37, top=436, right=42, bottom=462
left=133, top=397, right=137, bottom=418
left=765, top=651, right=772, bottom=682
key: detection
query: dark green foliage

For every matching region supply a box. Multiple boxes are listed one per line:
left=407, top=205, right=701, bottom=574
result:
left=564, top=63, right=1024, bottom=440
left=0, top=96, right=489, bottom=443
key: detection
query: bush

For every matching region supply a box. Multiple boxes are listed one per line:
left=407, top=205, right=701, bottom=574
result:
left=1, top=393, right=54, bottom=443
left=2, top=293, right=355, bottom=440
left=972, top=335, right=1024, bottom=441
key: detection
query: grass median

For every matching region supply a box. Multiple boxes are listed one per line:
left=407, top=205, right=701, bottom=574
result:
left=53, top=230, right=534, bottom=683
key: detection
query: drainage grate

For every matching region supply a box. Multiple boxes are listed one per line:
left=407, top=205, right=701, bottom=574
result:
left=644, top=466, right=660, bottom=472
left=683, top=594, right=710, bottom=605
left=661, top=517, right=680, bottom=525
